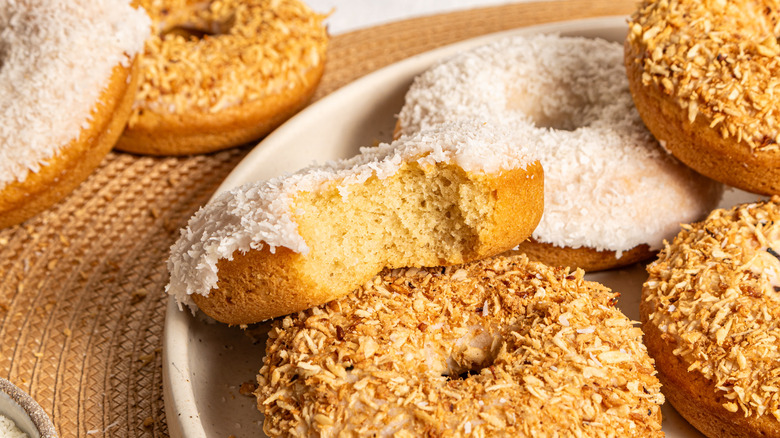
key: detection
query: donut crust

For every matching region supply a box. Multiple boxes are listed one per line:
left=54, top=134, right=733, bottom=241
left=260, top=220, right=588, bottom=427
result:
left=0, top=58, right=140, bottom=229
left=192, top=162, right=544, bottom=325
left=509, top=239, right=654, bottom=272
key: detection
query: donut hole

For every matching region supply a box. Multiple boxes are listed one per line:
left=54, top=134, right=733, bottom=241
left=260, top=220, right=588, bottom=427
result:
left=161, top=25, right=217, bottom=40
left=500, top=45, right=626, bottom=132
left=292, top=162, right=495, bottom=292
left=443, top=327, right=503, bottom=379
left=506, top=82, right=602, bottom=131
left=158, top=6, right=234, bottom=40
left=447, top=370, right=481, bottom=380
left=160, top=15, right=234, bottom=40
left=506, top=84, right=588, bottom=131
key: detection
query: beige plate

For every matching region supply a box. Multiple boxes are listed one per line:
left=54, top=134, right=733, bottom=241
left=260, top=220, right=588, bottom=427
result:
left=162, top=16, right=763, bottom=438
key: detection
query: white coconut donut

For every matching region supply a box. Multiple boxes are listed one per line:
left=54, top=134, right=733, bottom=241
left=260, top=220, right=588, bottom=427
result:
left=166, top=121, right=543, bottom=324
left=0, top=0, right=150, bottom=228
left=397, top=34, right=723, bottom=271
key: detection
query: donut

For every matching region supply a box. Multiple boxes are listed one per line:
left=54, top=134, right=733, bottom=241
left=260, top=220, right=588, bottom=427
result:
left=641, top=197, right=780, bottom=437
left=257, top=254, right=665, bottom=437
left=0, top=0, right=150, bottom=229
left=625, top=0, right=780, bottom=196
left=117, top=0, right=328, bottom=156
left=166, top=122, right=544, bottom=325
left=396, top=34, right=722, bottom=272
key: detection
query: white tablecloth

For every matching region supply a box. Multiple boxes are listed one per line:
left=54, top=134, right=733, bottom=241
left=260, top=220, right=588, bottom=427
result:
left=306, top=0, right=556, bottom=34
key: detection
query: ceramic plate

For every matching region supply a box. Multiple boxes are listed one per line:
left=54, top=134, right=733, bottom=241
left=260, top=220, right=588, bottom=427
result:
left=162, top=16, right=763, bottom=438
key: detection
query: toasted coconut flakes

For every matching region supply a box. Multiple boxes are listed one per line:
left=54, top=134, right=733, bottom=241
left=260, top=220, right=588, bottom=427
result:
left=644, top=196, right=780, bottom=420
left=258, top=255, right=663, bottom=437
left=628, top=0, right=780, bottom=150
left=132, top=0, right=327, bottom=117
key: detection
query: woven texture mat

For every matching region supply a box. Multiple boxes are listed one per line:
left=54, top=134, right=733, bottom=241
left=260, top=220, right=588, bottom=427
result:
left=0, top=1, right=634, bottom=436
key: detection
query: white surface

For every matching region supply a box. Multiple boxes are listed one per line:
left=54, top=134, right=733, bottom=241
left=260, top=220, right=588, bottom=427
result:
left=163, top=15, right=764, bottom=438
left=307, top=0, right=554, bottom=34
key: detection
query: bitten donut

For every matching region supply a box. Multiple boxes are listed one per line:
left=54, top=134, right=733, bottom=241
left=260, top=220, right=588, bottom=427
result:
left=641, top=197, right=780, bottom=437
left=258, top=254, right=665, bottom=437
left=117, top=0, right=328, bottom=155
left=0, top=0, right=150, bottom=229
left=397, top=34, right=722, bottom=272
left=625, top=0, right=780, bottom=196
left=166, top=122, right=543, bottom=325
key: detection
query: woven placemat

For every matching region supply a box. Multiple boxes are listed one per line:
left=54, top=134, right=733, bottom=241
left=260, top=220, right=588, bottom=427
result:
left=0, top=1, right=635, bottom=436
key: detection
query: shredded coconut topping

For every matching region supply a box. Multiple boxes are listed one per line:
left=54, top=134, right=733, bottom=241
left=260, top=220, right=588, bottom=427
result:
left=0, top=415, right=27, bottom=438
left=131, top=0, right=327, bottom=118
left=644, top=196, right=780, bottom=420
left=628, top=0, right=780, bottom=151
left=166, top=122, right=535, bottom=309
left=397, top=34, right=722, bottom=255
left=0, top=0, right=150, bottom=189
left=258, top=255, right=664, bottom=437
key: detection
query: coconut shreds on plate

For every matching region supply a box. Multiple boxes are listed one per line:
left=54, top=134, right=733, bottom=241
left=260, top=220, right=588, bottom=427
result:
left=0, top=415, right=27, bottom=438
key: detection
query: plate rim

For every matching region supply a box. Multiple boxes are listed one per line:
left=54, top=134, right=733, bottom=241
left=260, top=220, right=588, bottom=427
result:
left=162, top=15, right=629, bottom=438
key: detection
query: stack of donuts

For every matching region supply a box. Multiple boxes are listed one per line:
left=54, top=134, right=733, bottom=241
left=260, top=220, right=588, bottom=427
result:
left=19, top=0, right=767, bottom=435
left=164, top=28, right=710, bottom=437
left=166, top=119, right=668, bottom=436
left=165, top=0, right=780, bottom=433
left=0, top=0, right=328, bottom=228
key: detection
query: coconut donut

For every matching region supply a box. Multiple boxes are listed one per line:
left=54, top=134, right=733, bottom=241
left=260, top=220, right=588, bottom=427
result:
left=0, top=0, right=150, bottom=229
left=625, top=0, right=780, bottom=196
left=641, top=197, right=780, bottom=437
left=166, top=122, right=543, bottom=325
left=117, top=0, right=328, bottom=156
left=397, top=34, right=723, bottom=272
left=257, top=254, right=665, bottom=437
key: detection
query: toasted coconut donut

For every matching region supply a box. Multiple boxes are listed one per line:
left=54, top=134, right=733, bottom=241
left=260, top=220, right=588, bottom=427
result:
left=117, top=0, right=328, bottom=155
left=625, top=0, right=780, bottom=196
left=0, top=0, right=150, bottom=229
left=166, top=122, right=543, bottom=325
left=641, top=197, right=780, bottom=437
left=257, top=254, right=665, bottom=437
left=397, top=34, right=722, bottom=272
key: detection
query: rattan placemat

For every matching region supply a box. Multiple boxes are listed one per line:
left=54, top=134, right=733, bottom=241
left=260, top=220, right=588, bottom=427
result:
left=0, top=1, right=634, bottom=436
